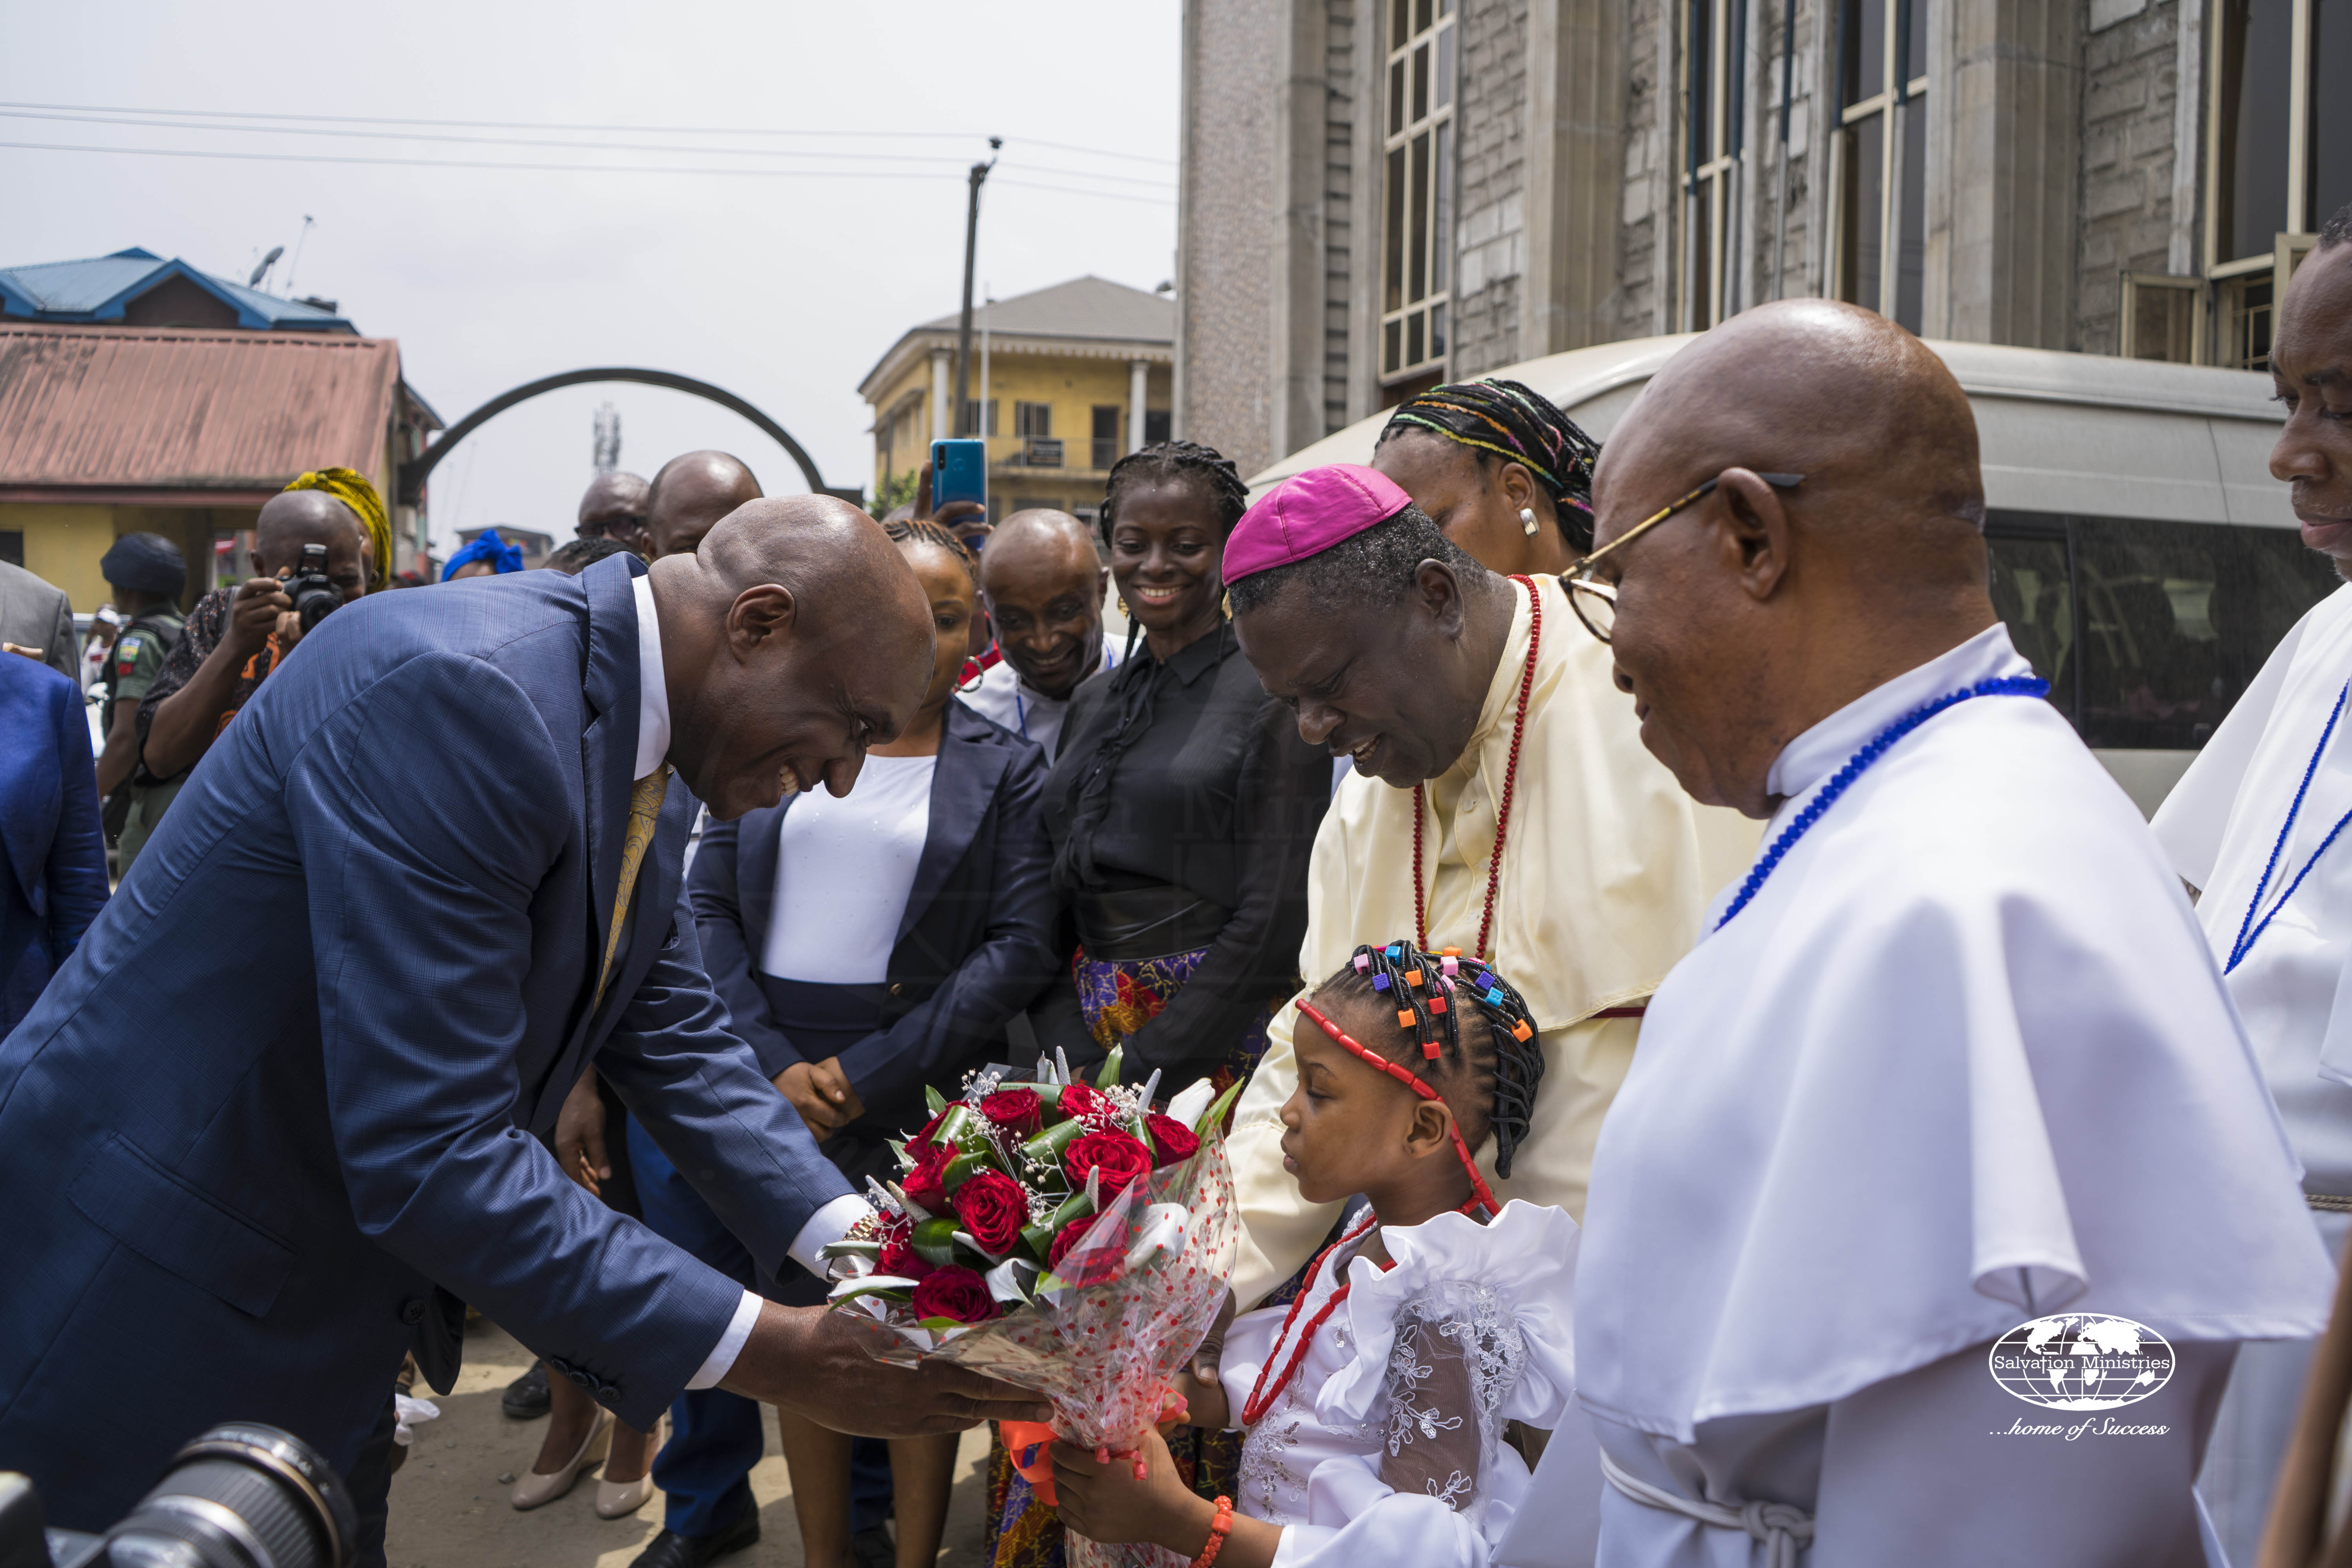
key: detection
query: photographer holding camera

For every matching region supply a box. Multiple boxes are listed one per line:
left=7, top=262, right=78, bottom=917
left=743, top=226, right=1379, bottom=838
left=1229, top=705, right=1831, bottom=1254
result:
left=121, top=480, right=373, bottom=870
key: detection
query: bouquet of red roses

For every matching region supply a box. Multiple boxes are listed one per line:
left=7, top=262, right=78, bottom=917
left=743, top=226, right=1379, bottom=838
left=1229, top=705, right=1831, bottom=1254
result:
left=821, top=1049, right=1240, bottom=1568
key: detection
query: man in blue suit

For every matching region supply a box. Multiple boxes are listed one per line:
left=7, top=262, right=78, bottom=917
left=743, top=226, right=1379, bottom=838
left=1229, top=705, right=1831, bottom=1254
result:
left=0, top=499, right=1048, bottom=1560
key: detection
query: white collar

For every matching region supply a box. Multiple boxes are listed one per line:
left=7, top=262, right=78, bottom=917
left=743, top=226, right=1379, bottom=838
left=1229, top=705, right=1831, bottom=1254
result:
left=632, top=572, right=671, bottom=779
left=1764, top=622, right=2030, bottom=807
left=1007, top=640, right=1116, bottom=701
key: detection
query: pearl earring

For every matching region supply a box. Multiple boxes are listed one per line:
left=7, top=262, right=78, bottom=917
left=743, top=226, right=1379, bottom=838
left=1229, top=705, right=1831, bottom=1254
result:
left=1519, top=507, right=1539, bottom=537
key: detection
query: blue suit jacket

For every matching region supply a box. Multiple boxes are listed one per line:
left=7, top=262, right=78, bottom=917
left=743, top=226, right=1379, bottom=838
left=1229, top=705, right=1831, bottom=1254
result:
left=0, top=655, right=107, bottom=1034
left=690, top=699, right=1060, bottom=1133
left=0, top=555, right=848, bottom=1526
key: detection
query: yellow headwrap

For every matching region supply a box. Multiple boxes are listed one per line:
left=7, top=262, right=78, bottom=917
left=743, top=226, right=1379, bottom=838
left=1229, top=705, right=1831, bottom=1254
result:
left=283, top=467, right=391, bottom=591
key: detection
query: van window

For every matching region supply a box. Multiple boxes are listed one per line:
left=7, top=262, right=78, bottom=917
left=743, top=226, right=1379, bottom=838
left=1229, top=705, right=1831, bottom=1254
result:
left=1987, top=510, right=2339, bottom=750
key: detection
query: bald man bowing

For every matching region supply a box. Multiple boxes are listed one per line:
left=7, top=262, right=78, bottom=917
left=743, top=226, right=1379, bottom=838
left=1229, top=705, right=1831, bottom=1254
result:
left=1523, top=304, right=2333, bottom=1567
left=0, top=500, right=1046, bottom=1561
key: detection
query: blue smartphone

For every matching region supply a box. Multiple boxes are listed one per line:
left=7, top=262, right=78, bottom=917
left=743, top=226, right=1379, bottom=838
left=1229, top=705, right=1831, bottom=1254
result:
left=931, top=438, right=987, bottom=528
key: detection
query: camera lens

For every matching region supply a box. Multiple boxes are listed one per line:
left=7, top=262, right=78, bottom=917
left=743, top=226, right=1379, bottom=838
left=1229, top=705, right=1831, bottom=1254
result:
left=100, top=1426, right=354, bottom=1568
left=292, top=585, right=340, bottom=636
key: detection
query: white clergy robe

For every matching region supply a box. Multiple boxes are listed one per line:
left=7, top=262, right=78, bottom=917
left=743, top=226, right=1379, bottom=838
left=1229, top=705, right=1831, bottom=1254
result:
left=1225, top=575, right=1757, bottom=1308
left=2152, top=582, right=2352, bottom=1562
left=1529, top=624, right=2332, bottom=1568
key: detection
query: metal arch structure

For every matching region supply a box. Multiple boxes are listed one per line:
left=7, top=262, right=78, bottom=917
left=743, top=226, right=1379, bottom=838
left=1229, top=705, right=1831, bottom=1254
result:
left=395, top=366, right=862, bottom=509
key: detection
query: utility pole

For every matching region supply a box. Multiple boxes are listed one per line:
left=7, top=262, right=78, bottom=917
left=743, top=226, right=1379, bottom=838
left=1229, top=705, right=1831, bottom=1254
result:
left=954, top=137, right=1002, bottom=439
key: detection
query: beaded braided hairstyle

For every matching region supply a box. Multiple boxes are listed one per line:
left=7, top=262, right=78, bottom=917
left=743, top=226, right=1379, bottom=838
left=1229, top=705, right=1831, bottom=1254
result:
left=1096, top=438, right=1250, bottom=664
left=1310, top=939, right=1546, bottom=1179
left=1375, top=378, right=1603, bottom=551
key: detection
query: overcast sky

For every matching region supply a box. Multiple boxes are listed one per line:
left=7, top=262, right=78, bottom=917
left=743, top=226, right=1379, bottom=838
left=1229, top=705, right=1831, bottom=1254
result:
left=0, top=0, right=1180, bottom=556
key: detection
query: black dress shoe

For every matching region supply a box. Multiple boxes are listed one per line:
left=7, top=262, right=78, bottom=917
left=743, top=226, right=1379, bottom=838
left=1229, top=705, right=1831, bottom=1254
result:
left=501, top=1361, right=551, bottom=1420
left=626, top=1506, right=760, bottom=1568
left=851, top=1524, right=895, bottom=1568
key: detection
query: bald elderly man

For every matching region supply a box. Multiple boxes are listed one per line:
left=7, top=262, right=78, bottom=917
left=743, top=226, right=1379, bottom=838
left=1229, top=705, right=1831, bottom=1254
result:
left=651, top=450, right=763, bottom=560
left=1502, top=302, right=2335, bottom=1567
left=966, top=508, right=1120, bottom=755
left=0, top=500, right=1046, bottom=1563
left=581, top=470, right=653, bottom=554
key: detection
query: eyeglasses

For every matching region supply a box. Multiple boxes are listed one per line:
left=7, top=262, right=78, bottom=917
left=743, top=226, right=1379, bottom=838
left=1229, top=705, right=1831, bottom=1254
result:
left=1562, top=472, right=1805, bottom=643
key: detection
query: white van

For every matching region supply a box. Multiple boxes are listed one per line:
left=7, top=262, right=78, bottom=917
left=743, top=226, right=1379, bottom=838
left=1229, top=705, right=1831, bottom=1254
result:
left=1251, top=335, right=2329, bottom=817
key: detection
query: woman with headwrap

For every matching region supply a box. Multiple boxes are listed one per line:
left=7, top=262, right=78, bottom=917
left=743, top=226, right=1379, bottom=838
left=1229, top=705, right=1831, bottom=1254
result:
left=1371, top=377, right=1602, bottom=577
left=285, top=467, right=394, bottom=591
left=441, top=528, right=526, bottom=581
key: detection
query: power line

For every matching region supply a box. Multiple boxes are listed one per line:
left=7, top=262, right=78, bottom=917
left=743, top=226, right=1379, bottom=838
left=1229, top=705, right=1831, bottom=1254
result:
left=0, top=109, right=1175, bottom=189
left=0, top=100, right=1179, bottom=168
left=0, top=139, right=1178, bottom=205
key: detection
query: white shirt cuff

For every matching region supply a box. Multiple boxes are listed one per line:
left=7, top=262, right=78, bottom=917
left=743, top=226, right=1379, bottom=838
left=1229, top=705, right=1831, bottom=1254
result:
left=684, top=1193, right=875, bottom=1391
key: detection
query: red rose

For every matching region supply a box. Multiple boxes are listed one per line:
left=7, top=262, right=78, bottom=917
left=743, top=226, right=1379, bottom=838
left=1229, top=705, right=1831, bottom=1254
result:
left=1056, top=1082, right=1111, bottom=1123
left=1065, top=1131, right=1155, bottom=1198
left=978, top=1088, right=1044, bottom=1138
left=910, top=1265, right=999, bottom=1324
left=901, top=1143, right=953, bottom=1214
left=1047, top=1214, right=1094, bottom=1272
left=878, top=1230, right=935, bottom=1280
left=1143, top=1113, right=1200, bottom=1166
left=1045, top=1212, right=1125, bottom=1287
left=951, top=1170, right=1029, bottom=1256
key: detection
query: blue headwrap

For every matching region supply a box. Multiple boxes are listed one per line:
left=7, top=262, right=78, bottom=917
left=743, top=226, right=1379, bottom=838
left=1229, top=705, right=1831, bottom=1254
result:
left=441, top=528, right=526, bottom=581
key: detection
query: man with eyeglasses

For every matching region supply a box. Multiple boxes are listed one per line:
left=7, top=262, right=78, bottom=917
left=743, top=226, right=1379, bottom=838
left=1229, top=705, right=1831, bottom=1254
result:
left=1523, top=298, right=2332, bottom=1567
left=1211, top=463, right=1755, bottom=1316
left=579, top=470, right=653, bottom=557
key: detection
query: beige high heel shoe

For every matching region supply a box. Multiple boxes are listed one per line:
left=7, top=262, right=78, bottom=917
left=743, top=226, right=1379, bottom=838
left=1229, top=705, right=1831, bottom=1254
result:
left=510, top=1407, right=613, bottom=1510
left=595, top=1413, right=666, bottom=1518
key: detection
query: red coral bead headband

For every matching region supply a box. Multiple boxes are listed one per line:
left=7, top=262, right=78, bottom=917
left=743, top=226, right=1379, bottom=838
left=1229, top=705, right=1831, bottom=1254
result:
left=1295, top=998, right=1500, bottom=1220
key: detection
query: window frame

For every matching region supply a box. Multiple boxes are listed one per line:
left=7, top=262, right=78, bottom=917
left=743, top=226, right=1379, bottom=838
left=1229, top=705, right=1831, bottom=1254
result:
left=2203, top=0, right=2326, bottom=369
left=1828, top=0, right=1927, bottom=330
left=1681, top=0, right=1748, bottom=330
left=1379, top=0, right=1457, bottom=386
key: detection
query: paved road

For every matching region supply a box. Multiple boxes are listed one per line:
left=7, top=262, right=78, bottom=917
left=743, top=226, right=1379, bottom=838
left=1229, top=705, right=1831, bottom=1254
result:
left=384, top=1321, right=996, bottom=1568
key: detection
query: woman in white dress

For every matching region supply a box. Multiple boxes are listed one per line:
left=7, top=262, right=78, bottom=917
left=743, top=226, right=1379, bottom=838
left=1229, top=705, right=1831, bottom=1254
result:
left=1051, top=939, right=1578, bottom=1568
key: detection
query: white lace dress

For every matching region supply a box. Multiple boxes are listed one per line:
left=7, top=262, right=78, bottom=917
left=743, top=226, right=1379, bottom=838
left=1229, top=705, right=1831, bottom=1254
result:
left=1215, top=1201, right=1579, bottom=1568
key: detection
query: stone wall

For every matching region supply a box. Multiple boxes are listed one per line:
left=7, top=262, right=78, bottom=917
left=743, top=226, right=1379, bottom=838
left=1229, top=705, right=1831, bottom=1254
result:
left=1323, top=0, right=1359, bottom=435
left=1180, top=0, right=1283, bottom=477
left=1618, top=0, right=1669, bottom=336
left=1451, top=0, right=1529, bottom=375
left=1750, top=0, right=1822, bottom=303
left=2073, top=0, right=2181, bottom=354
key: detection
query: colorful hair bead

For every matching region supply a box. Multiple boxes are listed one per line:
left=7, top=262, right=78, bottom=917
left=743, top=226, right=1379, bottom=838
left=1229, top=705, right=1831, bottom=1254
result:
left=1441, top=956, right=1460, bottom=976
left=1397, top=1009, right=1416, bottom=1030
left=1486, top=987, right=1505, bottom=1006
left=1404, top=969, right=1423, bottom=987
left=1422, top=1038, right=1442, bottom=1060
left=1429, top=995, right=1448, bottom=1014
left=1372, top=973, right=1392, bottom=991
left=1353, top=953, right=1371, bottom=973
left=1387, top=944, right=1402, bottom=958
left=1440, top=947, right=1461, bottom=958
left=1510, top=1019, right=1533, bottom=1042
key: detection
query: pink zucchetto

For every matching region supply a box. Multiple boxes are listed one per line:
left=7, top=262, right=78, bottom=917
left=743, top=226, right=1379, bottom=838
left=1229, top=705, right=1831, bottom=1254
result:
left=1223, top=464, right=1414, bottom=583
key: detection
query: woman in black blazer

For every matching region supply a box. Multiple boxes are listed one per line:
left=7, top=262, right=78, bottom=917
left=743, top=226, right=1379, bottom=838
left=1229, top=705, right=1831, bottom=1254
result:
left=687, top=519, right=1059, bottom=1568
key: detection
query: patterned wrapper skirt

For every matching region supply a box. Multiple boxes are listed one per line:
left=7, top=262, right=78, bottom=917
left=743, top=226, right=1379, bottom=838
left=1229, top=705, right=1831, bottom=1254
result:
left=1069, top=944, right=1282, bottom=1096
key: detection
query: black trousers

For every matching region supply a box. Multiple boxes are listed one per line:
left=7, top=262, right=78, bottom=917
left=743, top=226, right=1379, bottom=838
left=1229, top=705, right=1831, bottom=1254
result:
left=345, top=1392, right=401, bottom=1568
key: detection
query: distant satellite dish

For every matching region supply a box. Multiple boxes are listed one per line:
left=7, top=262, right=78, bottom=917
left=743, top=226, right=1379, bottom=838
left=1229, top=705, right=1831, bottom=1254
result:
left=249, top=246, right=284, bottom=288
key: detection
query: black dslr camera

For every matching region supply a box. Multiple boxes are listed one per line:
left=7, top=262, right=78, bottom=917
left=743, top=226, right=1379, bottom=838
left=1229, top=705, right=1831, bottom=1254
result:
left=284, top=544, right=343, bottom=636
left=0, top=1425, right=354, bottom=1568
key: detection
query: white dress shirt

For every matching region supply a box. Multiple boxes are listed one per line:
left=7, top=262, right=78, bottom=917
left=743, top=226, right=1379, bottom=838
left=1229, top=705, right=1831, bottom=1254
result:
left=961, top=643, right=1118, bottom=758
left=630, top=573, right=872, bottom=1390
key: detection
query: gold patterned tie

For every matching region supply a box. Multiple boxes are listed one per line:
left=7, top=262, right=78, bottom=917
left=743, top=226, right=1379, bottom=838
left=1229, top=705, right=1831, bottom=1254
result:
left=596, top=766, right=671, bottom=1007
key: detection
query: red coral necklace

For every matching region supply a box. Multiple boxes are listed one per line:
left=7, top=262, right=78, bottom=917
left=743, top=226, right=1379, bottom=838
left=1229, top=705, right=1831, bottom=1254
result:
left=1412, top=576, right=1541, bottom=960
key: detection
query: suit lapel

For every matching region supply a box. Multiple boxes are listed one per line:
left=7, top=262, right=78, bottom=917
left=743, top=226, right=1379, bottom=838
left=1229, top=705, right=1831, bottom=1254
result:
left=898, top=708, right=1002, bottom=943
left=578, top=554, right=644, bottom=992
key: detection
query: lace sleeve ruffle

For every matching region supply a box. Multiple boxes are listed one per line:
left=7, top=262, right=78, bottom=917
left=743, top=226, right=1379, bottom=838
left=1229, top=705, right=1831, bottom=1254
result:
left=1318, top=1200, right=1578, bottom=1436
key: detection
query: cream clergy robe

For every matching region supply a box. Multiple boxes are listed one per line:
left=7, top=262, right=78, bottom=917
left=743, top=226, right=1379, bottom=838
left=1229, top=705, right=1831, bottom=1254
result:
left=2152, top=582, right=2352, bottom=1563
left=1537, top=624, right=2334, bottom=1568
left=1225, top=574, right=1757, bottom=1308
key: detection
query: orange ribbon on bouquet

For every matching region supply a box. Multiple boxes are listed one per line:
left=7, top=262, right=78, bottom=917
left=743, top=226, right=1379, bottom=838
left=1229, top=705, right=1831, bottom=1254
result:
left=1001, top=1387, right=1191, bottom=1507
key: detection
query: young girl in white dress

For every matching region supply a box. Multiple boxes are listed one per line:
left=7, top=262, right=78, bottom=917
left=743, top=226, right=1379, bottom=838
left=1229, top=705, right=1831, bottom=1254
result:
left=1051, top=938, right=1579, bottom=1568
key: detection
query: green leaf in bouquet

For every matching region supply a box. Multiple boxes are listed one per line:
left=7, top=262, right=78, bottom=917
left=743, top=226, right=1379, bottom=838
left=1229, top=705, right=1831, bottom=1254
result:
left=1033, top=1082, right=1066, bottom=1114
left=826, top=1276, right=919, bottom=1305
left=1018, top=1188, right=1096, bottom=1263
left=1194, top=1078, right=1245, bottom=1140
left=925, top=1084, right=949, bottom=1116
left=942, top=1147, right=1005, bottom=1192
left=888, top=1137, right=909, bottom=1163
left=1095, top=1044, right=1123, bottom=1088
left=1018, top=1117, right=1089, bottom=1168
left=933, top=1103, right=989, bottom=1154
left=910, top=1216, right=962, bottom=1268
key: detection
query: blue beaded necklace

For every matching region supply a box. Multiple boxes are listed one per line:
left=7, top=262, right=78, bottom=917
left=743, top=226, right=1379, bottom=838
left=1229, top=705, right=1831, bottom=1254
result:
left=1714, top=674, right=2053, bottom=930
left=2225, top=681, right=2352, bottom=975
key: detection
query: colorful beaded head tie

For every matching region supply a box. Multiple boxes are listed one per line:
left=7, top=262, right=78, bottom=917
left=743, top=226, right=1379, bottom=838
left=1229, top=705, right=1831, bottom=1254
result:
left=1296, top=995, right=1501, bottom=1220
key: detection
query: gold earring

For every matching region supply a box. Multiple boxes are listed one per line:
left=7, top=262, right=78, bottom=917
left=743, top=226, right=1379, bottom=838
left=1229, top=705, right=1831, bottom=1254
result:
left=1222, top=590, right=1233, bottom=619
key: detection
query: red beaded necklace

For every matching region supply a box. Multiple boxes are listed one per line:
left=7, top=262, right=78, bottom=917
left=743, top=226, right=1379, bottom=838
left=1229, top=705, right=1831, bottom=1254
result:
left=1239, top=1000, right=1499, bottom=1425
left=1412, top=575, right=1542, bottom=960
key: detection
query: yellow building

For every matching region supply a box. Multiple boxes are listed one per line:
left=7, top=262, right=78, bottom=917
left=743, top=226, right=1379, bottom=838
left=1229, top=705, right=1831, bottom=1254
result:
left=858, top=276, right=1173, bottom=529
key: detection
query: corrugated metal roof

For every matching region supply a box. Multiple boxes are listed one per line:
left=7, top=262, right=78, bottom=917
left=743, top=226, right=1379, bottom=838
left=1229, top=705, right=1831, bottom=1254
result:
left=0, top=325, right=398, bottom=494
left=0, top=248, right=356, bottom=332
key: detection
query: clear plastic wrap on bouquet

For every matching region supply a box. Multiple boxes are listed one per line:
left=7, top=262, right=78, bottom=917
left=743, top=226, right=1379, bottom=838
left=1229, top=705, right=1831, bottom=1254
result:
left=838, top=1124, right=1237, bottom=1568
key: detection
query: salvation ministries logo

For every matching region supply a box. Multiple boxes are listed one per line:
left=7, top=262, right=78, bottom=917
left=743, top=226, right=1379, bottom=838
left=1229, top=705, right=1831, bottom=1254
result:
left=1987, top=1314, right=2175, bottom=1410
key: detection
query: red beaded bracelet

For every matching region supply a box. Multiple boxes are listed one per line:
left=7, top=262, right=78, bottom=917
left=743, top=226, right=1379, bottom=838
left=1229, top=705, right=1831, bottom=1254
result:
left=1194, top=1495, right=1234, bottom=1568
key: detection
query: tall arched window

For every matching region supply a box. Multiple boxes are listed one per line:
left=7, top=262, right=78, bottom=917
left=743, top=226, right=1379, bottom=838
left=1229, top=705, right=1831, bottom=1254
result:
left=2203, top=0, right=2341, bottom=368
left=1831, top=0, right=1926, bottom=332
left=1381, top=0, right=1456, bottom=388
